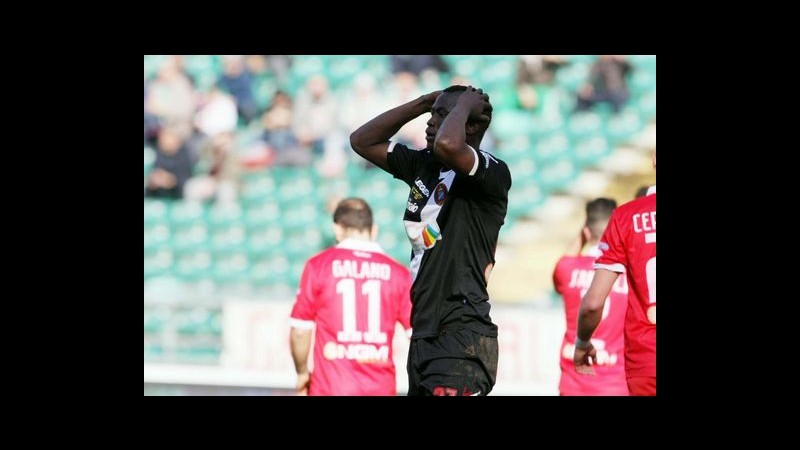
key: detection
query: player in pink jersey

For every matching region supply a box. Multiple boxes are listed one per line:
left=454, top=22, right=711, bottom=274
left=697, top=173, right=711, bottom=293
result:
left=289, top=198, right=413, bottom=396
left=575, top=153, right=656, bottom=396
left=554, top=198, right=628, bottom=396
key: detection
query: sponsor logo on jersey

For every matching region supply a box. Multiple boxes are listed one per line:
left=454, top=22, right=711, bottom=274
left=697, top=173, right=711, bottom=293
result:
left=414, top=179, right=430, bottom=197
left=407, top=200, right=419, bottom=213
left=434, top=183, right=448, bottom=205
left=323, top=341, right=390, bottom=363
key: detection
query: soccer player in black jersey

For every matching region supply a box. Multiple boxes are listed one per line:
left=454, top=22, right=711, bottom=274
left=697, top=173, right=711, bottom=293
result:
left=350, top=85, right=511, bottom=396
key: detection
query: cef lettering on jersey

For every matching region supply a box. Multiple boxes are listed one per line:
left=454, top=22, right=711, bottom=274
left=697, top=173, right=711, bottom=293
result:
left=331, top=260, right=392, bottom=280
left=633, top=211, right=656, bottom=233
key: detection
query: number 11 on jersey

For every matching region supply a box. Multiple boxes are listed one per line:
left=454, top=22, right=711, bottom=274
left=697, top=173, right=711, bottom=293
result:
left=336, top=278, right=387, bottom=344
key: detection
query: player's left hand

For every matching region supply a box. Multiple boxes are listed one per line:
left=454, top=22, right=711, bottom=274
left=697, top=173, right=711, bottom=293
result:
left=461, top=86, right=492, bottom=123
left=574, top=343, right=597, bottom=376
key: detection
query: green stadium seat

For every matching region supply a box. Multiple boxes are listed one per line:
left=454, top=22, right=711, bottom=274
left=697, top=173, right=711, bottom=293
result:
left=243, top=198, right=280, bottom=229
left=529, top=114, right=564, bottom=140
left=208, top=203, right=244, bottom=229
left=170, top=201, right=207, bottom=227
left=491, top=110, right=535, bottom=141
left=144, top=199, right=170, bottom=226
left=172, top=249, right=213, bottom=282
left=327, top=56, right=364, bottom=89
left=507, top=181, right=545, bottom=218
left=636, top=89, right=656, bottom=121
left=451, top=56, right=483, bottom=78
left=144, top=248, right=174, bottom=280
left=533, top=132, right=570, bottom=164
left=264, top=254, right=291, bottom=286
left=284, top=228, right=324, bottom=260
left=572, top=136, right=612, bottom=168
left=630, top=68, right=656, bottom=97
left=567, top=111, right=605, bottom=141
left=144, top=343, right=165, bottom=360
left=281, top=201, right=319, bottom=229
left=605, top=109, right=644, bottom=145
left=247, top=224, right=284, bottom=255
left=209, top=224, right=247, bottom=253
left=536, top=160, right=578, bottom=193
left=555, top=61, right=591, bottom=93
left=249, top=252, right=277, bottom=287
left=479, top=57, right=515, bottom=88
left=276, top=172, right=315, bottom=204
left=211, top=250, right=250, bottom=285
left=240, top=172, right=278, bottom=203
left=144, top=307, right=170, bottom=334
left=144, top=55, right=169, bottom=79
left=144, top=223, right=171, bottom=252
left=175, top=345, right=222, bottom=363
left=171, top=223, right=209, bottom=253
left=253, top=75, right=278, bottom=111
left=628, top=55, right=656, bottom=70
left=182, top=55, right=219, bottom=91
left=564, top=55, right=597, bottom=65
left=175, top=307, right=222, bottom=336
left=497, top=133, right=532, bottom=161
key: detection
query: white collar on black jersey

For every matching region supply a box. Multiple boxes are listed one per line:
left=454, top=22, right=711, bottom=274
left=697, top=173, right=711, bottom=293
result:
left=647, top=186, right=656, bottom=196
left=336, top=238, right=385, bottom=254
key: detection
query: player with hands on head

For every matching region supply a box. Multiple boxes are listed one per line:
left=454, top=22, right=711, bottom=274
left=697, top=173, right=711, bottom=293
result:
left=350, top=85, right=510, bottom=396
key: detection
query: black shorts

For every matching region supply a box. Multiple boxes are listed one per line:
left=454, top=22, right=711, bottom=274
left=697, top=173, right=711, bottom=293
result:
left=407, top=328, right=498, bottom=396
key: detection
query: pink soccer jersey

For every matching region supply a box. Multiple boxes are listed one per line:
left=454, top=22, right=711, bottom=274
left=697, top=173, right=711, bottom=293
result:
left=290, top=239, right=412, bottom=396
left=595, top=188, right=656, bottom=379
left=554, top=250, right=629, bottom=396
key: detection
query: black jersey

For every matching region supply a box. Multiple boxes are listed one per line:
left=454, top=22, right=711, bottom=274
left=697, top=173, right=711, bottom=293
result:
left=385, top=142, right=511, bottom=339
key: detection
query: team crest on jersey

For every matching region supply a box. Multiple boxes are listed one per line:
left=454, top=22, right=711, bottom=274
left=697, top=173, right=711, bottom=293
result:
left=434, top=183, right=448, bottom=205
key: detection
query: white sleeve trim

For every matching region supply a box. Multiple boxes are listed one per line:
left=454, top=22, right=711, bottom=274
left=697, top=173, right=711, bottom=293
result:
left=289, top=318, right=315, bottom=330
left=594, top=262, right=626, bottom=274
left=466, top=144, right=479, bottom=176
left=405, top=328, right=413, bottom=339
left=387, top=141, right=398, bottom=153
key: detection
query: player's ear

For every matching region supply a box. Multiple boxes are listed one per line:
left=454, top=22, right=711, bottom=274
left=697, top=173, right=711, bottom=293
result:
left=582, top=226, right=592, bottom=243
left=465, top=120, right=481, bottom=136
left=370, top=223, right=379, bottom=241
left=333, top=223, right=345, bottom=243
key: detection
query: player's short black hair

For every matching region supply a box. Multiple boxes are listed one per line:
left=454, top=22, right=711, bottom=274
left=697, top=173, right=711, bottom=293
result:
left=585, top=198, right=617, bottom=239
left=333, top=197, right=373, bottom=232
left=443, top=85, right=493, bottom=124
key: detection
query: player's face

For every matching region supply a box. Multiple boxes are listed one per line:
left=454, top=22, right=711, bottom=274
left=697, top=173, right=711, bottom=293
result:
left=425, top=92, right=461, bottom=149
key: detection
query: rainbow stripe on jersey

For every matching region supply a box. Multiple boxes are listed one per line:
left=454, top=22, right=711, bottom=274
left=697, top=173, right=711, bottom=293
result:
left=422, top=223, right=440, bottom=248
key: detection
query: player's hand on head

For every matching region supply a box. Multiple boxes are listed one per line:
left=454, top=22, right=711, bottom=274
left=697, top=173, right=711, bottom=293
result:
left=462, top=86, right=492, bottom=123
left=573, top=343, right=597, bottom=376
left=421, top=90, right=443, bottom=109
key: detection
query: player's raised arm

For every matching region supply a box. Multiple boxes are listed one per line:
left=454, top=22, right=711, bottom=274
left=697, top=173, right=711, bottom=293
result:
left=350, top=90, right=442, bottom=171
left=433, top=86, right=492, bottom=175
